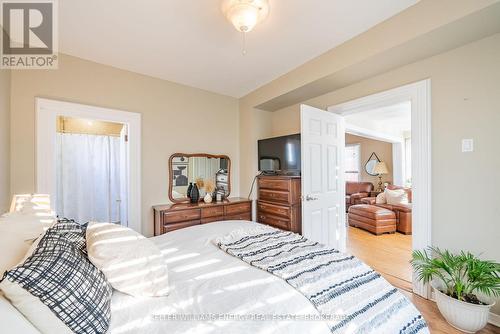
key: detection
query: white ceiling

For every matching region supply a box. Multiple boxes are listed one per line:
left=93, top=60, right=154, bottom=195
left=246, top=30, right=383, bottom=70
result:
left=345, top=102, right=411, bottom=139
left=59, top=0, right=419, bottom=98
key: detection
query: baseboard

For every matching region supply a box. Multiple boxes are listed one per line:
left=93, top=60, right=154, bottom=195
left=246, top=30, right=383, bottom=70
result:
left=489, top=312, right=500, bottom=327
left=430, top=291, right=499, bottom=327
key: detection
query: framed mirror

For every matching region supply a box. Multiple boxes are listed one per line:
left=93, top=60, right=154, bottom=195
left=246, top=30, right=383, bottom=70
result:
left=168, top=153, right=231, bottom=203
left=365, top=152, right=381, bottom=176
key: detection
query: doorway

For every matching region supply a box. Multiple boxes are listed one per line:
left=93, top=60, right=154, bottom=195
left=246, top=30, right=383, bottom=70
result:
left=36, top=98, right=142, bottom=232
left=343, top=102, right=413, bottom=289
left=300, top=79, right=431, bottom=298
left=55, top=116, right=128, bottom=225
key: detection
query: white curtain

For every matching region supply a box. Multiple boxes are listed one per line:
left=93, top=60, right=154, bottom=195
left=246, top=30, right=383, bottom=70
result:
left=56, top=133, right=125, bottom=224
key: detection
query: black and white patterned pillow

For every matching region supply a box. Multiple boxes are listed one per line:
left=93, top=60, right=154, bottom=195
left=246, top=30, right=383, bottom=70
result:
left=1, top=223, right=112, bottom=334
left=52, top=218, right=88, bottom=254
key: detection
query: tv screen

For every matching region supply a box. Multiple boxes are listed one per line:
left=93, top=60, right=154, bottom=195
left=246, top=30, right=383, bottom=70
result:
left=258, top=134, right=301, bottom=174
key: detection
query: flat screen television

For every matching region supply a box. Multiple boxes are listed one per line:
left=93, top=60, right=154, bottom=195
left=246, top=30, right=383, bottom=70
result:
left=258, top=134, right=301, bottom=175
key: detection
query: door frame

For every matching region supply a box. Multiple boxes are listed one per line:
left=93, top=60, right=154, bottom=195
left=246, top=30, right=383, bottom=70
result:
left=328, top=79, right=432, bottom=299
left=35, top=98, right=142, bottom=233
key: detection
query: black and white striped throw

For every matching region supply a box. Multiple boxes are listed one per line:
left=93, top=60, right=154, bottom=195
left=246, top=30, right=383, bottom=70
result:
left=215, top=225, right=428, bottom=334
left=2, top=220, right=112, bottom=334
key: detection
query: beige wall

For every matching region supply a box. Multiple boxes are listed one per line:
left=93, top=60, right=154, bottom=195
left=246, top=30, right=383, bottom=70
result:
left=238, top=100, right=273, bottom=201
left=346, top=134, right=393, bottom=186
left=267, top=34, right=500, bottom=263
left=244, top=31, right=500, bottom=317
left=0, top=70, right=10, bottom=214
left=10, top=54, right=239, bottom=236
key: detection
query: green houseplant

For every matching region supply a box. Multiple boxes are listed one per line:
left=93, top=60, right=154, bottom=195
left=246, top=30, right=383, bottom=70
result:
left=411, top=247, right=500, bottom=333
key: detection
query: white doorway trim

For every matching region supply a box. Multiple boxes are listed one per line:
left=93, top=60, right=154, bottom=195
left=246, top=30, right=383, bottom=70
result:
left=328, top=79, right=432, bottom=299
left=35, top=98, right=142, bottom=233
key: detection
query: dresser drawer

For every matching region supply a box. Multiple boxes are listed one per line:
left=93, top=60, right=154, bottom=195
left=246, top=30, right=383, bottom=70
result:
left=201, top=206, right=224, bottom=218
left=163, top=220, right=200, bottom=232
left=225, top=213, right=251, bottom=221
left=163, top=209, right=200, bottom=223
left=225, top=202, right=251, bottom=216
left=257, top=201, right=290, bottom=219
left=259, top=189, right=290, bottom=204
left=201, top=216, right=224, bottom=224
left=257, top=213, right=290, bottom=231
left=258, top=178, right=290, bottom=192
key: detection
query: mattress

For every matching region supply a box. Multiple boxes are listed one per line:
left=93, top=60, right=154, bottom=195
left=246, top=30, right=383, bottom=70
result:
left=109, top=221, right=330, bottom=334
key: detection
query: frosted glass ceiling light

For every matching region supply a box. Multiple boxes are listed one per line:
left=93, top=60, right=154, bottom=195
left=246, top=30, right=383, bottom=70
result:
left=222, top=0, right=269, bottom=33
left=222, top=0, right=270, bottom=54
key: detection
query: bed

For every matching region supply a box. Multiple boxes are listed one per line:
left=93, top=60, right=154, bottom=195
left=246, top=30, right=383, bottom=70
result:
left=2, top=220, right=427, bottom=333
left=109, top=221, right=330, bottom=334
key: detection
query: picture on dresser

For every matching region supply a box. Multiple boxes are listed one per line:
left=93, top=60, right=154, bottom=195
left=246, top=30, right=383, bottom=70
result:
left=168, top=153, right=231, bottom=203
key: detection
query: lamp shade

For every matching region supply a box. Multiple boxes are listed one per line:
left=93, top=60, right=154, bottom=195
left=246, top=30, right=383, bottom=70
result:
left=222, top=0, right=270, bottom=33
left=373, top=161, right=389, bottom=175
left=10, top=194, right=52, bottom=214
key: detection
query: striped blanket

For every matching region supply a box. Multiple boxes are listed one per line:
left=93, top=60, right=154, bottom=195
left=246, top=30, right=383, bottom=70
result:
left=214, top=226, right=428, bottom=334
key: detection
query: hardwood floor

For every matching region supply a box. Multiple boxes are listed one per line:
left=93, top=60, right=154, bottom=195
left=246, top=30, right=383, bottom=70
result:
left=346, top=226, right=499, bottom=333
left=347, top=226, right=412, bottom=283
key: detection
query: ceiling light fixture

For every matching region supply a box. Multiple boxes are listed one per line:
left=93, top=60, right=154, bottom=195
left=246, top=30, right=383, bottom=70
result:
left=221, top=0, right=270, bottom=54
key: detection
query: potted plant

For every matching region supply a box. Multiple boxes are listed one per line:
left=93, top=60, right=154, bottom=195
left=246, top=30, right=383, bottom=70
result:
left=411, top=247, right=500, bottom=333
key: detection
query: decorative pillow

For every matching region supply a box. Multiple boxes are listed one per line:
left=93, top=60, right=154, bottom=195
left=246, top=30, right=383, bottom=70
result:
left=0, top=213, right=55, bottom=276
left=86, top=222, right=169, bottom=297
left=375, top=192, right=386, bottom=204
left=385, top=188, right=409, bottom=205
left=0, top=224, right=113, bottom=334
left=51, top=218, right=88, bottom=254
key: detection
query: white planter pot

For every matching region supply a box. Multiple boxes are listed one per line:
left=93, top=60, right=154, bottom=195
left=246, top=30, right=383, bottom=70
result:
left=432, top=283, right=494, bottom=333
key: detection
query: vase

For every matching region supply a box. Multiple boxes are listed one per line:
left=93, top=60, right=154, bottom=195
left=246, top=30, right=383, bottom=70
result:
left=190, top=183, right=199, bottom=203
left=204, top=193, right=213, bottom=203
left=186, top=182, right=193, bottom=199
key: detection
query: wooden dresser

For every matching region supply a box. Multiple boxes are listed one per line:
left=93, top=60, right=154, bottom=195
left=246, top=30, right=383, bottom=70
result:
left=257, top=175, right=301, bottom=233
left=153, top=197, right=252, bottom=236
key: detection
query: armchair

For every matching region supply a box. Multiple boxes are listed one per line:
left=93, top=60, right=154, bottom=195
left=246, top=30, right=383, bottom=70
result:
left=359, top=185, right=412, bottom=234
left=345, top=181, right=374, bottom=211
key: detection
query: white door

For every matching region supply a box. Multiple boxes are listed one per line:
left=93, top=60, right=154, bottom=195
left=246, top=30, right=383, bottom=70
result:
left=301, top=104, right=346, bottom=251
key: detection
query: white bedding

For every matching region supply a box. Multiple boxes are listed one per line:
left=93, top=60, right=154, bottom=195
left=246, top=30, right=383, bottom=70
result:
left=109, top=221, right=331, bottom=334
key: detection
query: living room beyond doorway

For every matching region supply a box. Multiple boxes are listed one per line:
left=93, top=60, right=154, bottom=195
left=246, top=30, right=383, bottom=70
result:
left=343, top=101, right=413, bottom=288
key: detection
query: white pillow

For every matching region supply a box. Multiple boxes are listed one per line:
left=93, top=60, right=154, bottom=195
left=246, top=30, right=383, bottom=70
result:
left=375, top=192, right=386, bottom=204
left=385, top=188, right=409, bottom=205
left=0, top=213, right=55, bottom=275
left=86, top=222, right=169, bottom=297
left=0, top=293, right=41, bottom=334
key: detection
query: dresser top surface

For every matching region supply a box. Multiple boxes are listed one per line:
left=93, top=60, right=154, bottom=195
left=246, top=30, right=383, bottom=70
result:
left=257, top=175, right=301, bottom=179
left=153, top=197, right=250, bottom=212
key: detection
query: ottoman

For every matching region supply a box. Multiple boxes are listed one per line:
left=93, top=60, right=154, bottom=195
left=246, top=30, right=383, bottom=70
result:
left=348, top=204, right=396, bottom=235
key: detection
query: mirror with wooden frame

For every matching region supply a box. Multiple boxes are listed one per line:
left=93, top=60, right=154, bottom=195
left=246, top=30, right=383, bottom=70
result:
left=168, top=153, right=231, bottom=203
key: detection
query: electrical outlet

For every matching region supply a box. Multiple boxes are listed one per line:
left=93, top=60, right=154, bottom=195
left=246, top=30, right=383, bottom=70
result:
left=461, top=139, right=474, bottom=152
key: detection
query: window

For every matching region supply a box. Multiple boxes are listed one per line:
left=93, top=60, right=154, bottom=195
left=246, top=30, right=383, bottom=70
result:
left=345, top=144, right=361, bottom=182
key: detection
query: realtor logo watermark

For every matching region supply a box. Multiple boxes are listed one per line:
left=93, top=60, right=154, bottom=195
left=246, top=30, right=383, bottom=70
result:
left=1, top=0, right=58, bottom=69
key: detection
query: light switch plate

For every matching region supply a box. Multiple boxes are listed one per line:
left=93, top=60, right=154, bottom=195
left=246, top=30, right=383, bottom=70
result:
left=462, top=139, right=474, bottom=152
